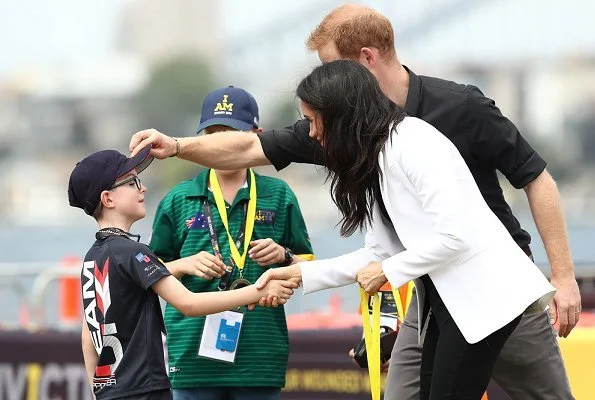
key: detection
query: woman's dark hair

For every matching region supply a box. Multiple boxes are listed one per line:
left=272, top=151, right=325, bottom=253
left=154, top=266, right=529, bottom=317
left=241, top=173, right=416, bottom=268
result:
left=296, top=60, right=406, bottom=236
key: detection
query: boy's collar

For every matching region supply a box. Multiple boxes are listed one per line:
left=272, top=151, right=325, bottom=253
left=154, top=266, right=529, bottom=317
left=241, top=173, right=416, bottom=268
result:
left=96, top=227, right=141, bottom=242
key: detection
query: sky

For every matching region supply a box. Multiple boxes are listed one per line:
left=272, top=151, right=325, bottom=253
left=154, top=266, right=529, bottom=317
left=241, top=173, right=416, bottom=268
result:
left=0, top=0, right=122, bottom=76
left=0, top=0, right=324, bottom=78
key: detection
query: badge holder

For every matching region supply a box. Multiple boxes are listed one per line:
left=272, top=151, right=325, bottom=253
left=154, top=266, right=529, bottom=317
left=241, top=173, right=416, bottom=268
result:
left=198, top=310, right=244, bottom=363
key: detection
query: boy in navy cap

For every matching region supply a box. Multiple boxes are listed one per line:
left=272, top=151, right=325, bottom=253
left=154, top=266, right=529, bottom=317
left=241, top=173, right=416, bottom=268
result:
left=68, top=146, right=297, bottom=400
left=149, top=87, right=314, bottom=400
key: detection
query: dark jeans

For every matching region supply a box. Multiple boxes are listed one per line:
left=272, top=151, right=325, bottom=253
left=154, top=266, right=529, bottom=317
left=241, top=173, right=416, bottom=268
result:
left=123, top=389, right=173, bottom=400
left=172, top=387, right=281, bottom=400
left=419, top=276, right=521, bottom=400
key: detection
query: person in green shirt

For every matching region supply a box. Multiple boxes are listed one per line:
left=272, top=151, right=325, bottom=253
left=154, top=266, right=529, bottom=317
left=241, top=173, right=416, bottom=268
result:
left=150, top=86, right=314, bottom=400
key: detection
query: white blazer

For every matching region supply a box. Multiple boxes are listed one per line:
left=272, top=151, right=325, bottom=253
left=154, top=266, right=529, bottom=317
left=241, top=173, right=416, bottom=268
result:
left=300, top=117, right=555, bottom=344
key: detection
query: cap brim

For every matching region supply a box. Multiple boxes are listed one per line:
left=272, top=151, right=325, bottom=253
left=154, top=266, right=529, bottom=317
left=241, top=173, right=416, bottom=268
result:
left=196, top=118, right=254, bottom=134
left=118, top=144, right=154, bottom=178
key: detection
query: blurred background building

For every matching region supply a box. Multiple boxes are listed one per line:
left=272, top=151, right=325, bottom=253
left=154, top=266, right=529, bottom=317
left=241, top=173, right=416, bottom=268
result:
left=1, top=1, right=595, bottom=398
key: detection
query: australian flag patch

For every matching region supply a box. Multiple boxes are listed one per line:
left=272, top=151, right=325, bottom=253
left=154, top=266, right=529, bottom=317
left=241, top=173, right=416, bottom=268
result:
left=186, top=212, right=208, bottom=230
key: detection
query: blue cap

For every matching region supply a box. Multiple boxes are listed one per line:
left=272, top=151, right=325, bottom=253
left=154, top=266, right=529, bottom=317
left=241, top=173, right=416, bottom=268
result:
left=196, top=86, right=259, bottom=133
left=68, top=145, right=153, bottom=216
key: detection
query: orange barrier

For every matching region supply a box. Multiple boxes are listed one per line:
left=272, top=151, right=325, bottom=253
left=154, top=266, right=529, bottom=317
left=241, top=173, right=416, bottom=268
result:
left=287, top=295, right=362, bottom=331
left=59, top=256, right=81, bottom=324
left=557, top=310, right=595, bottom=399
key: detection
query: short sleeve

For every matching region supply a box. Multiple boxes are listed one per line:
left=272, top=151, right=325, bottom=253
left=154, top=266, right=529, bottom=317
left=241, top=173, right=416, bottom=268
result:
left=122, top=245, right=171, bottom=290
left=280, top=186, right=314, bottom=260
left=149, top=195, right=182, bottom=262
left=466, top=86, right=546, bottom=188
left=259, top=119, right=324, bottom=171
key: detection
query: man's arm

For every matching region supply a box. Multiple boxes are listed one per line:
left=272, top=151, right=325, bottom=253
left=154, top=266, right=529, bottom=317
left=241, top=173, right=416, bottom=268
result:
left=130, top=129, right=270, bottom=169
left=466, top=85, right=580, bottom=337
left=81, top=321, right=98, bottom=395
left=524, top=169, right=580, bottom=337
left=129, top=120, right=320, bottom=170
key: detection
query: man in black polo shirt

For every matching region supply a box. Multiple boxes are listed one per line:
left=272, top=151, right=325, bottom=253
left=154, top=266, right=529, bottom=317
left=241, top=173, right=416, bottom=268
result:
left=129, top=4, right=579, bottom=399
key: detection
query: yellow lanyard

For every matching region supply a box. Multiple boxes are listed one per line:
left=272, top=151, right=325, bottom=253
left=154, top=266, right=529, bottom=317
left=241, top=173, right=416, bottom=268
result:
left=209, top=169, right=257, bottom=273
left=359, top=287, right=381, bottom=400
left=392, top=281, right=414, bottom=323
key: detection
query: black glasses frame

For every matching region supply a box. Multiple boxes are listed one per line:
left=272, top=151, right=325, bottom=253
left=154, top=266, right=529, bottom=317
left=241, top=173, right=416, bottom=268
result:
left=110, top=175, right=142, bottom=191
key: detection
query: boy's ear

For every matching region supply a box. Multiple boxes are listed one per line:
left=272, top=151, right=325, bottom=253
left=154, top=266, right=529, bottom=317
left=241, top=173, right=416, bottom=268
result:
left=99, top=190, right=115, bottom=209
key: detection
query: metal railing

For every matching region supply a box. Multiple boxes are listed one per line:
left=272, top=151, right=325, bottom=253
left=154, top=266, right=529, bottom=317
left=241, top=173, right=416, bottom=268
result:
left=0, top=261, right=595, bottom=331
left=0, top=263, right=82, bottom=331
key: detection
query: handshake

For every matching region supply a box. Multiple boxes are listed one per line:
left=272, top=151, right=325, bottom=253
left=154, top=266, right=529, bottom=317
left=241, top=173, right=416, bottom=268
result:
left=251, top=264, right=303, bottom=308
left=251, top=260, right=390, bottom=308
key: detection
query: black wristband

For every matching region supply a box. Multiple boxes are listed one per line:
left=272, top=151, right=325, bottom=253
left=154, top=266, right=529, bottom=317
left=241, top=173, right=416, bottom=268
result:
left=280, top=247, right=294, bottom=266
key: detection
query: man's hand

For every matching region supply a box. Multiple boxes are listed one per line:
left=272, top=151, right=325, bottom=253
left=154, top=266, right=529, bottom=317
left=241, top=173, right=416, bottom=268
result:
left=355, top=261, right=388, bottom=294
left=523, top=170, right=580, bottom=337
left=129, top=129, right=178, bottom=158
left=248, top=265, right=302, bottom=309
left=249, top=238, right=285, bottom=266
left=347, top=348, right=390, bottom=373
left=549, top=276, right=581, bottom=337
left=170, top=251, right=226, bottom=280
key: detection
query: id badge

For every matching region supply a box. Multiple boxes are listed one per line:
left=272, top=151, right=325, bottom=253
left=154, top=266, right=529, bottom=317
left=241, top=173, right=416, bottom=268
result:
left=368, top=291, right=398, bottom=330
left=198, top=310, right=244, bottom=363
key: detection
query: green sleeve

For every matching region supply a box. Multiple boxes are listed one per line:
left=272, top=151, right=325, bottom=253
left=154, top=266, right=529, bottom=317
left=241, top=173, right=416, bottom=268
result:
left=281, top=187, right=314, bottom=260
left=149, top=195, right=181, bottom=262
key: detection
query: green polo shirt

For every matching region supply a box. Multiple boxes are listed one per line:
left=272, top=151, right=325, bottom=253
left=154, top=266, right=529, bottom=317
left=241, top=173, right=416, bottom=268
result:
left=149, top=169, right=313, bottom=388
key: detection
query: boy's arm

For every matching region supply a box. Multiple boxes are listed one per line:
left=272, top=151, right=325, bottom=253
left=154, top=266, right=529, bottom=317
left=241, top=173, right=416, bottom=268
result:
left=81, top=321, right=98, bottom=394
left=125, top=242, right=296, bottom=314
left=152, top=275, right=297, bottom=315
left=248, top=186, right=314, bottom=267
left=281, top=188, right=315, bottom=262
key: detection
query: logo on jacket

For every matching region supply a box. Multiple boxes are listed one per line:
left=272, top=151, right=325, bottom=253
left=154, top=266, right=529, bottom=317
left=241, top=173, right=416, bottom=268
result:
left=82, top=258, right=123, bottom=388
left=135, top=252, right=150, bottom=263
left=255, top=209, right=275, bottom=224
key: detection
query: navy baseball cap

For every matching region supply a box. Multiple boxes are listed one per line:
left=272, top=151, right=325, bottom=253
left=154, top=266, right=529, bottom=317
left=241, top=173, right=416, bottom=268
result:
left=196, top=86, right=259, bottom=133
left=68, top=145, right=153, bottom=216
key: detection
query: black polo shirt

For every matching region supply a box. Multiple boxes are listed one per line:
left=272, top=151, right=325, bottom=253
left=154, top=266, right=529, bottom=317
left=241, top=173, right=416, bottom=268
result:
left=258, top=67, right=546, bottom=248
left=81, top=235, right=172, bottom=399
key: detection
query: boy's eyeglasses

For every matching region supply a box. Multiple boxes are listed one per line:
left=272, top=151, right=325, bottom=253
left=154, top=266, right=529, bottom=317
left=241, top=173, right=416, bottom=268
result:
left=110, top=175, right=142, bottom=191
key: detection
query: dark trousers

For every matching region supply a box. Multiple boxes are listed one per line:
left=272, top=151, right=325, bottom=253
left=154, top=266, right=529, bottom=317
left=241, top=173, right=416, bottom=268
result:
left=419, top=276, right=521, bottom=400
left=122, top=389, right=173, bottom=400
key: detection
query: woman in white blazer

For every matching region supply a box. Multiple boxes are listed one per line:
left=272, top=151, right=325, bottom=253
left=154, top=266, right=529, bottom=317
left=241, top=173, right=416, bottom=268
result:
left=256, top=60, right=555, bottom=399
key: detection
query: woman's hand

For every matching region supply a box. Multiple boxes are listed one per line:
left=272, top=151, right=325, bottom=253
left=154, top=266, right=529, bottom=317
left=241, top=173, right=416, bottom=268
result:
left=248, top=265, right=302, bottom=309
left=256, top=279, right=299, bottom=307
left=355, top=261, right=388, bottom=294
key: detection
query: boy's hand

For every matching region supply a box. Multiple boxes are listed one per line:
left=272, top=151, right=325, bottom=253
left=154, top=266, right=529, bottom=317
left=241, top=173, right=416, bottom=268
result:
left=178, top=251, right=226, bottom=280
left=248, top=265, right=302, bottom=309
left=255, top=279, right=298, bottom=307
left=129, top=129, right=177, bottom=158
left=249, top=238, right=285, bottom=266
